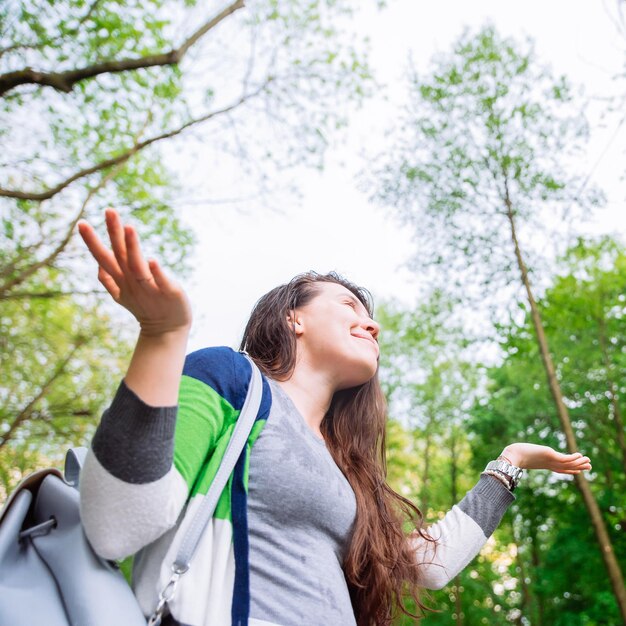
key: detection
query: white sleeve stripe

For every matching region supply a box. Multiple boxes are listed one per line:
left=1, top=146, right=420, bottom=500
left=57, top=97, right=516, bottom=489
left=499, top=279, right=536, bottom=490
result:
left=412, top=505, right=487, bottom=590
left=79, top=448, right=188, bottom=561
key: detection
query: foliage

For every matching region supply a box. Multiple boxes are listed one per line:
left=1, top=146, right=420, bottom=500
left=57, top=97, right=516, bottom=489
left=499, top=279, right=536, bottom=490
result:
left=379, top=295, right=513, bottom=624
left=368, top=22, right=625, bottom=621
left=0, top=288, right=128, bottom=493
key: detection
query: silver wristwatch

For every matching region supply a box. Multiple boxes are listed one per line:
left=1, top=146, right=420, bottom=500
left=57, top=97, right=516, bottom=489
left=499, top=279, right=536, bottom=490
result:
left=485, top=459, right=524, bottom=489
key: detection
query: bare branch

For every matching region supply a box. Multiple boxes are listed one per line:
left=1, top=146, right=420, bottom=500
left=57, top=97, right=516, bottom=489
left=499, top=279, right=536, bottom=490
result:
left=0, top=82, right=268, bottom=295
left=0, top=0, right=245, bottom=96
left=0, top=289, right=104, bottom=301
left=0, top=80, right=269, bottom=201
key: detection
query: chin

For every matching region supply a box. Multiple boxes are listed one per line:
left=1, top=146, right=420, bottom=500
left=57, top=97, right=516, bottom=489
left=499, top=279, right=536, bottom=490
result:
left=336, top=361, right=378, bottom=390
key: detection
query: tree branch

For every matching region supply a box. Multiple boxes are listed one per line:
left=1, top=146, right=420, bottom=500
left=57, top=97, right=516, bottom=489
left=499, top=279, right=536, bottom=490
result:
left=0, top=80, right=269, bottom=202
left=0, top=0, right=245, bottom=97
left=0, top=289, right=105, bottom=301
left=0, top=81, right=268, bottom=295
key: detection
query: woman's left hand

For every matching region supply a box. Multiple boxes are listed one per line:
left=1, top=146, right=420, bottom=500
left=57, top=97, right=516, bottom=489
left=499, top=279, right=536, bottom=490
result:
left=500, top=443, right=592, bottom=475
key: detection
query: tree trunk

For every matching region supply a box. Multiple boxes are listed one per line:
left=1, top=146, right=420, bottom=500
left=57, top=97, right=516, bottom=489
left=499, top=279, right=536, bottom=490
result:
left=529, top=524, right=545, bottom=626
left=422, top=429, right=431, bottom=514
left=511, top=518, right=531, bottom=625
left=450, top=430, right=463, bottom=626
left=452, top=576, right=463, bottom=626
left=504, top=190, right=626, bottom=623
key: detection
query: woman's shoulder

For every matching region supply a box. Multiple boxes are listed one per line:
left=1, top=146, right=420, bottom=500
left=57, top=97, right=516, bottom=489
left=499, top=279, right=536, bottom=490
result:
left=184, top=345, right=243, bottom=374
left=182, top=346, right=269, bottom=416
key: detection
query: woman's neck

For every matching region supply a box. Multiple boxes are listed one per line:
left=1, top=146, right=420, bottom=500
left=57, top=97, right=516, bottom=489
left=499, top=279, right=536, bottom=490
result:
left=275, top=361, right=336, bottom=439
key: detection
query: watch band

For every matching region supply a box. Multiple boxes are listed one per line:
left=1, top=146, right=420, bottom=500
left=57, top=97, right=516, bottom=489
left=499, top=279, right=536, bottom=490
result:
left=484, top=459, right=524, bottom=489
left=483, top=469, right=512, bottom=490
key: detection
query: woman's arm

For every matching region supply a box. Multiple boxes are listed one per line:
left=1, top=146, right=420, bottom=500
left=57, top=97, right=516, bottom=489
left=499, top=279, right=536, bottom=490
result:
left=79, top=382, right=187, bottom=560
left=77, top=209, right=194, bottom=558
left=413, top=444, right=591, bottom=590
left=412, top=474, right=513, bottom=590
left=77, top=208, right=192, bottom=405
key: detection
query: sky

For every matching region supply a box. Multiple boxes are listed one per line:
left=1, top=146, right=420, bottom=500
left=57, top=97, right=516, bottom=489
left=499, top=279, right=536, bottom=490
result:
left=180, top=0, right=626, bottom=352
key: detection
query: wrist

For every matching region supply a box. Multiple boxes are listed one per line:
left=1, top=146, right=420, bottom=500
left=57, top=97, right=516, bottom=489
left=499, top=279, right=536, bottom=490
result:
left=484, top=459, right=524, bottom=490
left=138, top=324, right=191, bottom=342
left=483, top=469, right=513, bottom=491
left=501, top=444, right=523, bottom=468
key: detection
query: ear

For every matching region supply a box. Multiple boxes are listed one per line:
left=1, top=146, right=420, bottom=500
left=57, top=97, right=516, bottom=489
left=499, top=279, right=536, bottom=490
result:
left=286, top=310, right=305, bottom=336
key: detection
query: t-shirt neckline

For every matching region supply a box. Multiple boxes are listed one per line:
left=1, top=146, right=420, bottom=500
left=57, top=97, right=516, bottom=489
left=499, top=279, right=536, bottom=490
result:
left=267, top=379, right=327, bottom=447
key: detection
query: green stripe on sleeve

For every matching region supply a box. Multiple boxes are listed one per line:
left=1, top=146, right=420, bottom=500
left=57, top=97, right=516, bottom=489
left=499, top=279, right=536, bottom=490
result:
left=174, top=374, right=238, bottom=492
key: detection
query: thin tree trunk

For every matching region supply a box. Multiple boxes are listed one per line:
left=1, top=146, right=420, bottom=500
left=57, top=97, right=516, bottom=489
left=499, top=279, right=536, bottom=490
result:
left=422, top=429, right=431, bottom=514
left=452, top=577, right=463, bottom=626
left=450, top=430, right=463, bottom=626
left=529, top=524, right=545, bottom=626
left=511, top=518, right=530, bottom=624
left=504, top=186, right=626, bottom=623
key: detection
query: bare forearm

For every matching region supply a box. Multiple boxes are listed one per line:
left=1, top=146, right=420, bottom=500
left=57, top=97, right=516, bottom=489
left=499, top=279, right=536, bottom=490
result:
left=124, top=326, right=190, bottom=406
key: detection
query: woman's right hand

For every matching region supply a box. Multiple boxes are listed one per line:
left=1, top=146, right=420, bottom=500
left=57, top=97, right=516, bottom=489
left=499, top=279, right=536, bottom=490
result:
left=78, top=208, right=192, bottom=336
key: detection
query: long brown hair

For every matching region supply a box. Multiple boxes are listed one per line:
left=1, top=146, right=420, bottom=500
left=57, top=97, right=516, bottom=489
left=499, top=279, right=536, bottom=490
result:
left=240, top=271, right=435, bottom=625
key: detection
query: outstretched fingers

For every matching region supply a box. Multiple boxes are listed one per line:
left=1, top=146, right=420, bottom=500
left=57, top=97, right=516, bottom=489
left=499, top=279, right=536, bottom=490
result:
left=105, top=208, right=129, bottom=273
left=77, top=208, right=192, bottom=335
left=148, top=258, right=177, bottom=293
left=552, top=451, right=592, bottom=474
left=124, top=223, right=153, bottom=284
left=98, top=266, right=121, bottom=301
left=77, top=219, right=123, bottom=283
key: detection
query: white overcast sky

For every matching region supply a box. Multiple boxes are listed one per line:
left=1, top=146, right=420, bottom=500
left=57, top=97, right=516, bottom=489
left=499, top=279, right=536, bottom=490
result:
left=180, top=0, right=626, bottom=352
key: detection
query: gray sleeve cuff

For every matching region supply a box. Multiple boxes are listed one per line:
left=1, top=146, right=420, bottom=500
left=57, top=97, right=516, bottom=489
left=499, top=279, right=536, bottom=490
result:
left=91, top=380, right=177, bottom=484
left=458, top=474, right=516, bottom=537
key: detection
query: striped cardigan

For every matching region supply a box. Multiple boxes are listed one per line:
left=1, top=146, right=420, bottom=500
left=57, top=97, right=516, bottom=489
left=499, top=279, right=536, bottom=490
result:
left=79, top=347, right=514, bottom=626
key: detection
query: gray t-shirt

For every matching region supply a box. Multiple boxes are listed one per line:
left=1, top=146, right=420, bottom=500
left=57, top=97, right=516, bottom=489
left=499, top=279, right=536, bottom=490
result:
left=247, top=379, right=358, bottom=626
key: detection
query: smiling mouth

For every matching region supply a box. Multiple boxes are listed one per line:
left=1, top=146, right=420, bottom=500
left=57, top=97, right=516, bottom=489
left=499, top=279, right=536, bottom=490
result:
left=354, top=334, right=379, bottom=353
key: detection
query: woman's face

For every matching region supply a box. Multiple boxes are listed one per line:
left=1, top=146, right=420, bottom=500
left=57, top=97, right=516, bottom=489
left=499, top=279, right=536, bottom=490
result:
left=292, top=282, right=380, bottom=389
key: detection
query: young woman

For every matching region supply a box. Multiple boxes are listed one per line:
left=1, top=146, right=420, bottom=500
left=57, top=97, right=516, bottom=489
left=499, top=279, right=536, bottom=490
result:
left=78, top=209, right=591, bottom=626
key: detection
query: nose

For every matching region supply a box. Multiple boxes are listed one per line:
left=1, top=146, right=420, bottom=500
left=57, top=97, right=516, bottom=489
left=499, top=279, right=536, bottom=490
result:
left=364, top=317, right=380, bottom=341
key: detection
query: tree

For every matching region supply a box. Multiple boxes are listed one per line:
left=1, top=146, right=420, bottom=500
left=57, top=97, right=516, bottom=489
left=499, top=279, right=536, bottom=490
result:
left=0, top=0, right=374, bottom=481
left=378, top=294, right=476, bottom=513
left=368, top=25, right=626, bottom=620
left=1, top=0, right=374, bottom=298
left=467, top=237, right=626, bottom=624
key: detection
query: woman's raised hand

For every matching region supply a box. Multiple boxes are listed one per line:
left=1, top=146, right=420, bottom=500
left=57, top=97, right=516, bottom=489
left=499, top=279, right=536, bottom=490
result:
left=78, top=208, right=192, bottom=336
left=501, top=442, right=592, bottom=475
